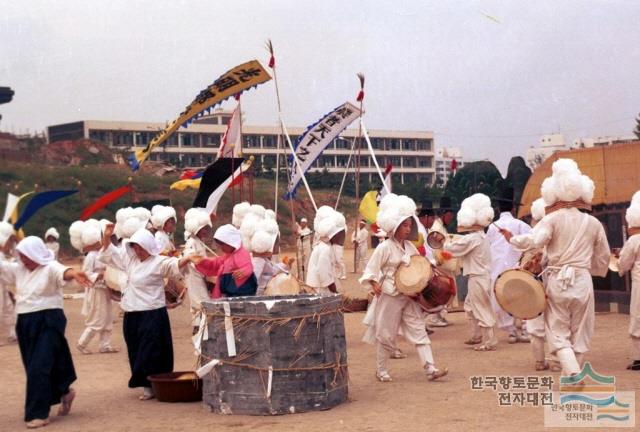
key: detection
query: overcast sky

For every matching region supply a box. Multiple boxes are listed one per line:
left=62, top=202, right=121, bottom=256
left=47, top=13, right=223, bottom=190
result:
left=2, top=0, right=639, bottom=172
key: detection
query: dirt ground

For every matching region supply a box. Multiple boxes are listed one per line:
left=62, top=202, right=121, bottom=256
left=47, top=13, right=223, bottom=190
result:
left=1, top=256, right=638, bottom=432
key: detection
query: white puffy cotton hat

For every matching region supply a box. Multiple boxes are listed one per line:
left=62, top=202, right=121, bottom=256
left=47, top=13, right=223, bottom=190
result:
left=457, top=193, right=494, bottom=230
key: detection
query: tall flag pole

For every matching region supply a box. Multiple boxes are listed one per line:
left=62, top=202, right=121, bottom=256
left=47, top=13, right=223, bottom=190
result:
left=353, top=73, right=366, bottom=272
left=267, top=40, right=282, bottom=217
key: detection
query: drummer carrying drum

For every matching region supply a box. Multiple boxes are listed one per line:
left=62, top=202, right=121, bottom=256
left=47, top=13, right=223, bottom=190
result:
left=360, top=194, right=448, bottom=382
left=499, top=159, right=610, bottom=377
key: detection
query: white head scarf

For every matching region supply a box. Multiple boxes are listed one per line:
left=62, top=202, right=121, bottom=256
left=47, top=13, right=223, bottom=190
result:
left=45, top=227, right=59, bottom=240
left=214, top=224, right=242, bottom=250
left=16, top=236, right=55, bottom=265
left=0, top=221, right=16, bottom=248
left=126, top=228, right=163, bottom=256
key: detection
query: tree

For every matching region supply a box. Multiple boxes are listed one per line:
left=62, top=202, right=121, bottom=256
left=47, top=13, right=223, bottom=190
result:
left=505, top=156, right=532, bottom=205
left=444, top=161, right=503, bottom=208
left=634, top=113, right=640, bottom=139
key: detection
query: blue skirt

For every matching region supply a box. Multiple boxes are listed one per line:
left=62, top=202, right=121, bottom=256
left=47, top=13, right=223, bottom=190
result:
left=123, top=307, right=173, bottom=388
left=16, top=309, right=77, bottom=422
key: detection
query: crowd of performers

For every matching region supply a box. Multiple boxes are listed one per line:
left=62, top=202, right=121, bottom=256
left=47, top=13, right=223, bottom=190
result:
left=1, top=157, right=640, bottom=428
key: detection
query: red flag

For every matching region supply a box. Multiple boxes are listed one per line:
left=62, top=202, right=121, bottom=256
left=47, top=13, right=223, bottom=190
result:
left=80, top=185, right=132, bottom=221
left=180, top=169, right=196, bottom=180
left=356, top=90, right=364, bottom=102
left=450, top=158, right=458, bottom=171
left=268, top=55, right=275, bottom=68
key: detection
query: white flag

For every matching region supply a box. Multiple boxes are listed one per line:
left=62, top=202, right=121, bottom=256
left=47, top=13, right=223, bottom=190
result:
left=285, top=102, right=361, bottom=199
left=218, top=101, right=242, bottom=158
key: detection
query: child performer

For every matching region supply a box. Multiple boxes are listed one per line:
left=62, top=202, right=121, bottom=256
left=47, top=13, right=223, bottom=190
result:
left=361, top=194, right=448, bottom=382
left=185, top=224, right=255, bottom=298
left=306, top=207, right=347, bottom=295
left=0, top=236, right=90, bottom=428
left=444, top=193, right=497, bottom=352
left=616, top=192, right=640, bottom=371
left=98, top=225, right=191, bottom=400
left=509, top=198, right=560, bottom=371
left=0, top=222, right=17, bottom=344
left=44, top=228, right=60, bottom=260
left=151, top=205, right=177, bottom=254
left=352, top=219, right=369, bottom=272
left=71, top=220, right=118, bottom=355
left=183, top=208, right=213, bottom=330
left=244, top=213, right=292, bottom=296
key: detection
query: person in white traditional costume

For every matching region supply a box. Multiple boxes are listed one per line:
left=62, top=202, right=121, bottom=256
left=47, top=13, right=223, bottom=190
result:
left=352, top=219, right=369, bottom=272
left=151, top=205, right=177, bottom=255
left=242, top=207, right=292, bottom=296
left=500, top=159, right=610, bottom=376
left=509, top=198, right=561, bottom=371
left=0, top=221, right=18, bottom=344
left=425, top=196, right=456, bottom=328
left=98, top=224, right=191, bottom=401
left=306, top=206, right=346, bottom=295
left=487, top=187, right=532, bottom=343
left=182, top=208, right=213, bottom=331
left=615, top=191, right=640, bottom=371
left=44, top=228, right=60, bottom=260
left=360, top=194, right=448, bottom=382
left=295, top=218, right=313, bottom=279
left=444, top=193, right=497, bottom=351
left=0, top=236, right=91, bottom=428
left=71, top=219, right=119, bottom=355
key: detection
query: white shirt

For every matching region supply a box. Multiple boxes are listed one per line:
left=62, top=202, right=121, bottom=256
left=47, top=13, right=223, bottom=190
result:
left=509, top=208, right=609, bottom=276
left=486, top=212, right=532, bottom=281
left=445, top=231, right=491, bottom=277
left=619, top=234, right=640, bottom=281
left=182, top=236, right=210, bottom=307
left=360, top=237, right=418, bottom=296
left=155, top=231, right=175, bottom=254
left=306, top=241, right=339, bottom=291
left=252, top=256, right=287, bottom=295
left=46, top=241, right=60, bottom=259
left=0, top=259, right=68, bottom=314
left=98, top=243, right=181, bottom=312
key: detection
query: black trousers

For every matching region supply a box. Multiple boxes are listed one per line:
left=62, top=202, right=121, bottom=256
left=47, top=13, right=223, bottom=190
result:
left=123, top=307, right=173, bottom=388
left=16, top=309, right=77, bottom=422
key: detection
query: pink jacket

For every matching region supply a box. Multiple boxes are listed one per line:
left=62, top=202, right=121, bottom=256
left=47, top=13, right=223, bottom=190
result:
left=195, top=246, right=253, bottom=298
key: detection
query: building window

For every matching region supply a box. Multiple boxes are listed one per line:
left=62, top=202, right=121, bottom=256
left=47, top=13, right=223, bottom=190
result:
left=263, top=135, right=277, bottom=148
left=403, top=157, right=416, bottom=168
left=418, top=157, right=433, bottom=168
left=181, top=134, right=193, bottom=147
left=335, top=138, right=350, bottom=149
left=166, top=136, right=178, bottom=147
left=388, top=139, right=400, bottom=150
left=244, top=134, right=261, bottom=148
left=205, top=155, right=213, bottom=164
left=390, top=156, right=401, bottom=167
left=370, top=138, right=385, bottom=150
left=416, top=139, right=432, bottom=151
left=89, top=130, right=107, bottom=143
left=322, top=156, right=334, bottom=167
left=402, top=139, right=415, bottom=151
left=113, top=132, right=133, bottom=147
left=203, top=134, right=220, bottom=147
left=336, top=155, right=349, bottom=167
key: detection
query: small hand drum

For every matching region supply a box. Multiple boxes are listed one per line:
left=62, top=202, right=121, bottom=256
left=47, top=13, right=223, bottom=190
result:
left=264, top=273, right=300, bottom=296
left=395, top=255, right=433, bottom=296
left=494, top=269, right=546, bottom=319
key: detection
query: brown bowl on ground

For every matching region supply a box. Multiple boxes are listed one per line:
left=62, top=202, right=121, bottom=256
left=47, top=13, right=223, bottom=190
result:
left=148, top=371, right=203, bottom=402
